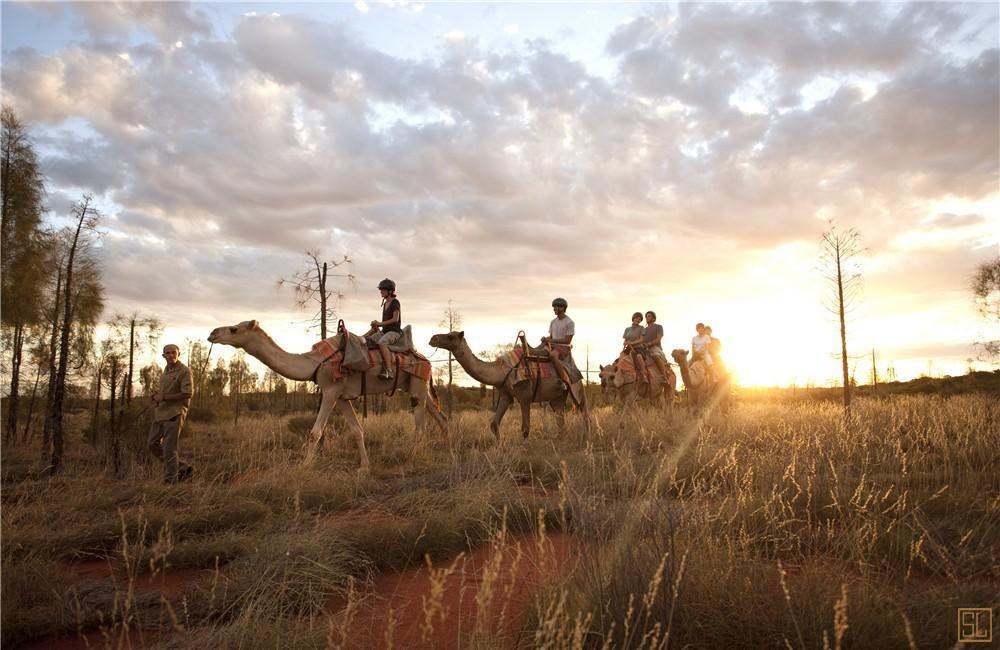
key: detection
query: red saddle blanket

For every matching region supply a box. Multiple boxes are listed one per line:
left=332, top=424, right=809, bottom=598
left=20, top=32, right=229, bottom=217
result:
left=500, top=347, right=559, bottom=383
left=617, top=354, right=667, bottom=383
left=311, top=339, right=432, bottom=382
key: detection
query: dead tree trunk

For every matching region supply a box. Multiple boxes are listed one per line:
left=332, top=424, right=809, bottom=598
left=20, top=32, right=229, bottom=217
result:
left=126, top=318, right=135, bottom=404
left=106, top=356, right=122, bottom=477
left=50, top=196, right=92, bottom=474
left=22, top=363, right=41, bottom=443
left=89, top=357, right=104, bottom=445
left=41, top=269, right=63, bottom=463
left=835, top=245, right=851, bottom=408
left=5, top=322, right=23, bottom=444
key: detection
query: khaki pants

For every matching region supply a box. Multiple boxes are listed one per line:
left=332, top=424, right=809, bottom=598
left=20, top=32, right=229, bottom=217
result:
left=148, top=415, right=191, bottom=482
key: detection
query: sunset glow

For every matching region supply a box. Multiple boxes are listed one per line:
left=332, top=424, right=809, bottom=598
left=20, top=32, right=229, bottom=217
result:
left=3, top=2, right=997, bottom=387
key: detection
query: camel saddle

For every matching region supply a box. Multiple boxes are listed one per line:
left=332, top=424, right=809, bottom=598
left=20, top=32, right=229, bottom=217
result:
left=311, top=326, right=431, bottom=382
left=365, top=324, right=417, bottom=354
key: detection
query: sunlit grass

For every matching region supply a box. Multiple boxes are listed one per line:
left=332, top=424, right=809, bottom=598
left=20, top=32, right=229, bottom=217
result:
left=2, top=392, right=997, bottom=647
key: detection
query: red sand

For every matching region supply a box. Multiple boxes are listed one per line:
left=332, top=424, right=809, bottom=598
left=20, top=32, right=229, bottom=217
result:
left=21, top=562, right=212, bottom=650
left=29, top=531, right=577, bottom=650
left=327, top=531, right=578, bottom=650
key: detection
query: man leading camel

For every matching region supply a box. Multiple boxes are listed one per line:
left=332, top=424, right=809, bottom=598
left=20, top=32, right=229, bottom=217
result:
left=148, top=344, right=194, bottom=484
left=540, top=297, right=583, bottom=404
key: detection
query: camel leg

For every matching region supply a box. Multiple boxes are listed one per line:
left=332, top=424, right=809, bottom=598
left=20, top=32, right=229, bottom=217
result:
left=425, top=399, right=449, bottom=433
left=519, top=397, right=531, bottom=439
left=303, top=389, right=337, bottom=466
left=578, top=388, right=592, bottom=435
left=618, top=385, right=636, bottom=430
left=415, top=376, right=448, bottom=434
left=336, top=399, right=370, bottom=472
left=490, top=391, right=512, bottom=439
left=412, top=393, right=427, bottom=436
left=549, top=396, right=566, bottom=434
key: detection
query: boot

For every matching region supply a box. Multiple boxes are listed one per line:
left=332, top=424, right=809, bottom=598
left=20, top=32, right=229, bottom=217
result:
left=378, top=345, right=394, bottom=380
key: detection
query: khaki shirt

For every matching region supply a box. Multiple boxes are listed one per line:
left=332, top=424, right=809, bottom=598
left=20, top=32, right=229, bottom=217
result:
left=155, top=361, right=193, bottom=422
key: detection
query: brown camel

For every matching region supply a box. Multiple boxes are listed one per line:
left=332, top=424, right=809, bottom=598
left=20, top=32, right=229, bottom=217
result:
left=671, top=348, right=715, bottom=406
left=429, top=331, right=590, bottom=439
left=600, top=352, right=676, bottom=408
left=208, top=321, right=447, bottom=470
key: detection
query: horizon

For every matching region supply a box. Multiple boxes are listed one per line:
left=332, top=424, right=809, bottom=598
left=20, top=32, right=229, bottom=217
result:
left=3, top=1, right=998, bottom=389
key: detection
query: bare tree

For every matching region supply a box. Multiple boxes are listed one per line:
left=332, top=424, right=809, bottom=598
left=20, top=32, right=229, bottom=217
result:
left=819, top=223, right=864, bottom=409
left=971, top=256, right=999, bottom=362
left=49, top=195, right=103, bottom=473
left=438, top=300, right=464, bottom=418
left=228, top=351, right=254, bottom=423
left=138, top=361, right=163, bottom=398
left=108, top=312, right=162, bottom=404
left=278, top=251, right=354, bottom=339
left=89, top=331, right=127, bottom=475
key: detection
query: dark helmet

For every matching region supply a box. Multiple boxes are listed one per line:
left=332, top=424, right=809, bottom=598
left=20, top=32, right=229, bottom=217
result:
left=551, top=297, right=568, bottom=308
left=377, top=278, right=396, bottom=291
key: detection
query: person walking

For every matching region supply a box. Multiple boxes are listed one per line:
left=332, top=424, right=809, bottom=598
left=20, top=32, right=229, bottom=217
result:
left=147, top=344, right=194, bottom=483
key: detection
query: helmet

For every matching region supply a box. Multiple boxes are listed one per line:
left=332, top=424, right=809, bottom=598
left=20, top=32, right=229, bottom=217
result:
left=377, top=278, right=396, bottom=291
left=551, top=297, right=568, bottom=308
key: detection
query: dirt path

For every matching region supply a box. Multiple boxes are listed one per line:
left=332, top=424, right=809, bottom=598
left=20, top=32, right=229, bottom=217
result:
left=20, top=561, right=211, bottom=650
left=23, top=531, right=578, bottom=650
left=327, top=531, right=578, bottom=650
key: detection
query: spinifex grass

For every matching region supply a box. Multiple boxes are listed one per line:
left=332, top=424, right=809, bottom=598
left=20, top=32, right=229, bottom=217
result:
left=1, top=392, right=996, bottom=648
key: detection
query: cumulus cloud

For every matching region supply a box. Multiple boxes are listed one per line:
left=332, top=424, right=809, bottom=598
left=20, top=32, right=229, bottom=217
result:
left=72, top=1, right=212, bottom=44
left=3, top=1, right=997, bottom=378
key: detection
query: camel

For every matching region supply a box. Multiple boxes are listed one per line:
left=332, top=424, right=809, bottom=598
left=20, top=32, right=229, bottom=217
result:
left=428, top=331, right=590, bottom=439
left=599, top=352, right=676, bottom=408
left=671, top=349, right=716, bottom=406
left=207, top=321, right=447, bottom=470
left=598, top=362, right=620, bottom=404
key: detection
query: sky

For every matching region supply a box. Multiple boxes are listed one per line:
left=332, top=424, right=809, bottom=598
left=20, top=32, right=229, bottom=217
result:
left=3, top=1, right=998, bottom=387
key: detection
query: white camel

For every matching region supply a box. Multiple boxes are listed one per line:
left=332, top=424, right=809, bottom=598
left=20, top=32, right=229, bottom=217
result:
left=207, top=320, right=447, bottom=470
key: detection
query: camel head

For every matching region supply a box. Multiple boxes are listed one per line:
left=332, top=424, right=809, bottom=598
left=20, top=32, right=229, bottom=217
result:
left=598, top=362, right=617, bottom=393
left=208, top=320, right=261, bottom=348
left=429, top=330, right=465, bottom=351
left=671, top=349, right=689, bottom=364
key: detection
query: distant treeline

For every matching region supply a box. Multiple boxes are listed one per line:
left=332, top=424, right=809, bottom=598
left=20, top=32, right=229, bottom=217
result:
left=742, top=370, right=1000, bottom=402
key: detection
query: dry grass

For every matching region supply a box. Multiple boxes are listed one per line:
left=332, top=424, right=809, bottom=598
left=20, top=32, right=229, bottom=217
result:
left=2, top=392, right=997, bottom=648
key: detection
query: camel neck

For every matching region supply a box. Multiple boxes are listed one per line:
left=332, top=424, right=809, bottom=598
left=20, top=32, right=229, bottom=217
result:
left=451, top=339, right=509, bottom=386
left=242, top=331, right=327, bottom=382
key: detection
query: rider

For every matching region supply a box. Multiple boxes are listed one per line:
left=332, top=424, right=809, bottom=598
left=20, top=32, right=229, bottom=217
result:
left=623, top=311, right=649, bottom=381
left=691, top=322, right=714, bottom=369
left=541, top=297, right=582, bottom=402
left=640, top=311, right=671, bottom=380
left=705, top=325, right=725, bottom=379
left=365, top=279, right=402, bottom=380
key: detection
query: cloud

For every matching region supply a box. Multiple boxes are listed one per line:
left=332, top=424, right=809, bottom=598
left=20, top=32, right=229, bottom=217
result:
left=925, top=213, right=986, bottom=228
left=71, top=1, right=212, bottom=44
left=2, top=2, right=996, bottom=379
